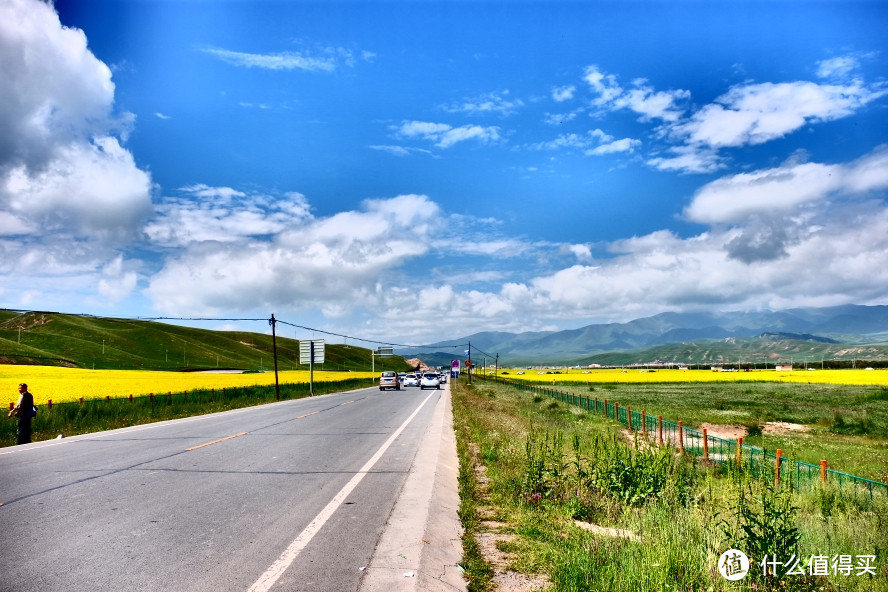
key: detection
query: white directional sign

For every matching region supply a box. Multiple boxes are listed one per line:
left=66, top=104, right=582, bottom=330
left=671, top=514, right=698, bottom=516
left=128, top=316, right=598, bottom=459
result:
left=299, top=339, right=325, bottom=364
left=376, top=347, right=394, bottom=358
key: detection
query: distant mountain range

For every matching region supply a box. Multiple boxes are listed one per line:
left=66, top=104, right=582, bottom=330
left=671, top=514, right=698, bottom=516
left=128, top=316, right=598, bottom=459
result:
left=401, top=305, right=888, bottom=366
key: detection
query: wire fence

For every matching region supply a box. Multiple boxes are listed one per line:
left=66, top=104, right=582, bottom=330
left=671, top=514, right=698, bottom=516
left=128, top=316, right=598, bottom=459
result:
left=482, top=375, right=888, bottom=499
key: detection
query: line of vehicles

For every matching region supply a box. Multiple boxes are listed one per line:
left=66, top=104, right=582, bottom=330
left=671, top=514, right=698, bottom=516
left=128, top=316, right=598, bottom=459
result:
left=378, top=369, right=448, bottom=391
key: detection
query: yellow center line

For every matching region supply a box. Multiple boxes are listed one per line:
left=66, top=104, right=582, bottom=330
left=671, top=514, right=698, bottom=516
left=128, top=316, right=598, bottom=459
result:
left=339, top=400, right=355, bottom=406
left=297, top=411, right=319, bottom=419
left=186, top=431, right=248, bottom=451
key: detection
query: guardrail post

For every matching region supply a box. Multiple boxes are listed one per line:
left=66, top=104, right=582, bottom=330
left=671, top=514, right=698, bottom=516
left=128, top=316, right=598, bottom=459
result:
left=736, top=437, right=743, bottom=466
left=703, top=428, right=709, bottom=461
left=775, top=449, right=783, bottom=486
left=820, top=460, right=827, bottom=485
left=678, top=421, right=684, bottom=453
left=658, top=415, right=663, bottom=446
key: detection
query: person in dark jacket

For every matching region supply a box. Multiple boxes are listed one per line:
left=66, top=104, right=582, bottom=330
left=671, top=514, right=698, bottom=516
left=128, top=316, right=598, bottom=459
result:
left=8, top=383, right=34, bottom=445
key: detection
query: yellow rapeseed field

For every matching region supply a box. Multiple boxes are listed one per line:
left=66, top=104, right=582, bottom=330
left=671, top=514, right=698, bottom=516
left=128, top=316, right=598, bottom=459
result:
left=0, top=365, right=377, bottom=406
left=500, top=367, right=888, bottom=386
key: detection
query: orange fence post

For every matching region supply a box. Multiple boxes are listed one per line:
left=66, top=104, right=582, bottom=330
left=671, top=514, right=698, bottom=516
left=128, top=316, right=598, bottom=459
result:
left=678, top=421, right=684, bottom=453
left=47, top=399, right=52, bottom=409
left=820, top=460, right=828, bottom=485
left=594, top=397, right=599, bottom=413
left=703, top=428, right=709, bottom=461
left=775, top=449, right=783, bottom=486
left=79, top=397, right=83, bottom=404
left=736, top=437, right=743, bottom=466
left=658, top=415, right=663, bottom=446
left=614, top=402, right=620, bottom=424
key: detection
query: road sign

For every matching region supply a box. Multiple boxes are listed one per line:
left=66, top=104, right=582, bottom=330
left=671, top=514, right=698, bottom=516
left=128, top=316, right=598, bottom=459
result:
left=299, top=339, right=325, bottom=364
left=376, top=347, right=394, bottom=358
left=451, top=359, right=460, bottom=368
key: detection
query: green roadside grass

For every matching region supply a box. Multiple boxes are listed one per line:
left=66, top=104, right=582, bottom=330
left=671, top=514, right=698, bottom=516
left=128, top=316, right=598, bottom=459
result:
left=503, top=380, right=888, bottom=482
left=451, top=378, right=888, bottom=592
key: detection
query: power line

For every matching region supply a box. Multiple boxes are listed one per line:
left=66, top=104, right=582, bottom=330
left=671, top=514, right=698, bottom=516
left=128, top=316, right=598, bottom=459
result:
left=7, top=308, right=469, bottom=353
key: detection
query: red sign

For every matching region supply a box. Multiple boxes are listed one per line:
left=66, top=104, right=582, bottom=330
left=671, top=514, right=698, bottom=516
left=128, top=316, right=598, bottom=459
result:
left=464, top=359, right=472, bottom=367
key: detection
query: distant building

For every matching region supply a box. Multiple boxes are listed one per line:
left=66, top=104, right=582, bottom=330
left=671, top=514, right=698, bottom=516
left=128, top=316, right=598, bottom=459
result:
left=776, top=364, right=793, bottom=371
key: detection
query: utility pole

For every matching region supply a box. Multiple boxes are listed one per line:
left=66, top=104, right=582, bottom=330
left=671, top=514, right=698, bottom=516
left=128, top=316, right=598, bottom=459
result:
left=269, top=314, right=280, bottom=401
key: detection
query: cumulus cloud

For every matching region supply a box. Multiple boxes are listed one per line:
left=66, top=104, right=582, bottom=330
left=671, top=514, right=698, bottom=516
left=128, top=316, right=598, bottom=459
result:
left=145, top=188, right=311, bottom=247
left=685, top=147, right=888, bottom=224
left=552, top=85, right=576, bottom=102
left=672, top=81, right=884, bottom=149
left=0, top=0, right=153, bottom=308
left=145, top=194, right=442, bottom=314
left=583, top=65, right=689, bottom=122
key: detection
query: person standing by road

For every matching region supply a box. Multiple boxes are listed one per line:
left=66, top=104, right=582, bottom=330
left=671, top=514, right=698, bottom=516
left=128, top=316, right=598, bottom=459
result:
left=8, top=383, right=35, bottom=445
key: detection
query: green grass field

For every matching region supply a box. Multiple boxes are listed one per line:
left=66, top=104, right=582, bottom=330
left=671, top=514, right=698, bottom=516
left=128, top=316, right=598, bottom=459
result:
left=452, top=377, right=888, bottom=592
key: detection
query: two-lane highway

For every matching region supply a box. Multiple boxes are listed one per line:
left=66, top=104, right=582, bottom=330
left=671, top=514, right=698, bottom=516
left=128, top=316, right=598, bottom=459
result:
left=0, top=385, right=444, bottom=591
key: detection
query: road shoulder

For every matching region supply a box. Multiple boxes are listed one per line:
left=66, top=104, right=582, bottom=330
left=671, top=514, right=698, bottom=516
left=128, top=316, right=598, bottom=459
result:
left=358, top=386, right=466, bottom=592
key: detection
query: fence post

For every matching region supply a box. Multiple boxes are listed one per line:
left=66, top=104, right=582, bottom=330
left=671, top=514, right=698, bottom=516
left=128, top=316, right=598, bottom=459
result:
left=642, top=410, right=647, bottom=439
left=8, top=402, right=12, bottom=411
left=736, top=437, right=743, bottom=466
left=129, top=394, right=133, bottom=402
left=614, top=402, right=620, bottom=424
left=658, top=415, right=663, bottom=446
left=775, top=449, right=783, bottom=486
left=604, top=399, right=608, bottom=418
left=627, top=406, right=632, bottom=430
left=79, top=397, right=83, bottom=404
left=678, top=421, right=684, bottom=453
left=106, top=396, right=110, bottom=402
left=47, top=399, right=52, bottom=409
left=820, top=460, right=828, bottom=485
left=703, top=428, right=709, bottom=461
left=594, top=397, right=599, bottom=413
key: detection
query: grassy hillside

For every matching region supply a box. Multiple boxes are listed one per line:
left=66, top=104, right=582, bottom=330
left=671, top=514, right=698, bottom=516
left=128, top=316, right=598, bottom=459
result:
left=0, top=310, right=412, bottom=372
left=570, top=335, right=888, bottom=368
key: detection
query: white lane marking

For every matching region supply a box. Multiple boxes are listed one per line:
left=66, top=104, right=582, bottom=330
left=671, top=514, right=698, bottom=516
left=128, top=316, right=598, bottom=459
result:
left=247, top=391, right=436, bottom=592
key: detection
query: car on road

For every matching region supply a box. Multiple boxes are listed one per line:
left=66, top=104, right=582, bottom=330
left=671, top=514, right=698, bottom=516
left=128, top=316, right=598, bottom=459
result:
left=437, top=371, right=447, bottom=384
left=420, top=372, right=440, bottom=389
left=379, top=370, right=401, bottom=391
left=402, top=374, right=420, bottom=387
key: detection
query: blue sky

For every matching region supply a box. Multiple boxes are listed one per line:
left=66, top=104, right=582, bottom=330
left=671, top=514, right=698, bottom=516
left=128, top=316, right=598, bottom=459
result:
left=2, top=0, right=887, bottom=346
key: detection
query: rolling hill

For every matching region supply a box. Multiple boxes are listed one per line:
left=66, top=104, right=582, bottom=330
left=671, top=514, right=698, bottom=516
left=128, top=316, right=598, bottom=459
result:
left=0, top=310, right=411, bottom=372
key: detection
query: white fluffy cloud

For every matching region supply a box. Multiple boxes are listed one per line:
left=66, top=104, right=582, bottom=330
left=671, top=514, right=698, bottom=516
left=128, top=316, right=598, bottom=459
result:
left=145, top=194, right=442, bottom=314
left=0, top=0, right=152, bottom=307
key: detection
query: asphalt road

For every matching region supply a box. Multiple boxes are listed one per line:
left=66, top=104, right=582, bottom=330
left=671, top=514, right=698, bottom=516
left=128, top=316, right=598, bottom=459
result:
left=0, top=384, right=445, bottom=592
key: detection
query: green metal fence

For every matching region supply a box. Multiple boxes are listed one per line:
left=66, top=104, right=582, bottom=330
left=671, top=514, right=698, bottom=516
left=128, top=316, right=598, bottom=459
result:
left=483, top=376, right=888, bottom=499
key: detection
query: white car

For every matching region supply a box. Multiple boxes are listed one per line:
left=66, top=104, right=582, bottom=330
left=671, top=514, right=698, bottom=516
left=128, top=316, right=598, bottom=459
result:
left=402, top=374, right=420, bottom=387
left=420, top=372, right=440, bottom=389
